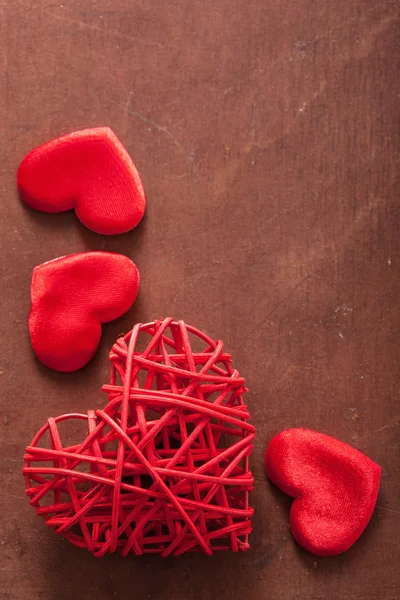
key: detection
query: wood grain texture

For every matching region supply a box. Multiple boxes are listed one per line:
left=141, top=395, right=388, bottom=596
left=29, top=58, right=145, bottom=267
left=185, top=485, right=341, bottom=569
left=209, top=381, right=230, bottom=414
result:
left=0, top=1, right=399, bottom=598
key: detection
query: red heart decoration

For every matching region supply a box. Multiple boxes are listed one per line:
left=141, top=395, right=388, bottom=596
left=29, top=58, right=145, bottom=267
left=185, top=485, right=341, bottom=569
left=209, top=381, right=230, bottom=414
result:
left=23, top=318, right=255, bottom=556
left=17, top=127, right=146, bottom=235
left=265, top=428, right=381, bottom=556
left=29, top=251, right=139, bottom=372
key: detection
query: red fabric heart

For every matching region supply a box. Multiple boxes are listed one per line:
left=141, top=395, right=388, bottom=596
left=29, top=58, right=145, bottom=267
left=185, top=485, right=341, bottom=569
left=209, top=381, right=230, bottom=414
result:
left=265, top=428, right=381, bottom=556
left=29, top=252, right=140, bottom=372
left=17, top=127, right=146, bottom=235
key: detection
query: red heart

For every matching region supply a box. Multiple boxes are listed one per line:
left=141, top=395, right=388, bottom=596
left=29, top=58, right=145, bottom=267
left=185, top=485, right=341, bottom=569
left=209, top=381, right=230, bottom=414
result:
left=265, top=428, right=381, bottom=556
left=29, top=251, right=140, bottom=372
left=23, top=318, right=255, bottom=556
left=17, top=127, right=146, bottom=235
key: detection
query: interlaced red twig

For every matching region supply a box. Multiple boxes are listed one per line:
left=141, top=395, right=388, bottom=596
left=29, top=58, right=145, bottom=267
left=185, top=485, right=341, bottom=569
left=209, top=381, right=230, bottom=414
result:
left=23, top=318, right=255, bottom=556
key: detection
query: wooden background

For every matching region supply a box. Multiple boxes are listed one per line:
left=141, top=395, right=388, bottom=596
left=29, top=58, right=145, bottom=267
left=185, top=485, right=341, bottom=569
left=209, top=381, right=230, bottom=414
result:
left=0, top=1, right=399, bottom=599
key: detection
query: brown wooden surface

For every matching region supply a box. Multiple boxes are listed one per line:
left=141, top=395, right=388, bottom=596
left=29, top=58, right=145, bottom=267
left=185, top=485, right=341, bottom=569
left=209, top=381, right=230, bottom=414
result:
left=1, top=1, right=399, bottom=599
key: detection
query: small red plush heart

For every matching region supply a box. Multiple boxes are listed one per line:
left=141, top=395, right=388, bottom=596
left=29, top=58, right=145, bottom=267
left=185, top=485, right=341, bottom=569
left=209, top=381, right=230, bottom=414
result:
left=29, top=251, right=140, bottom=372
left=265, top=428, right=381, bottom=556
left=17, top=127, right=146, bottom=235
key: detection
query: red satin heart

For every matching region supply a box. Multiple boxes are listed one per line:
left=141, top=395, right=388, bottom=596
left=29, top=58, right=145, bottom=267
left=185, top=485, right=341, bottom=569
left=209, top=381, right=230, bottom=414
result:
left=265, top=428, right=381, bottom=556
left=29, top=252, right=140, bottom=372
left=17, top=127, right=146, bottom=235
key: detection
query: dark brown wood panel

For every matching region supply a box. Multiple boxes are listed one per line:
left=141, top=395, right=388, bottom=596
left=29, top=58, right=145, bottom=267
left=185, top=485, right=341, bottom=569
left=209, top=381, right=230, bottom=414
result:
left=0, top=1, right=399, bottom=599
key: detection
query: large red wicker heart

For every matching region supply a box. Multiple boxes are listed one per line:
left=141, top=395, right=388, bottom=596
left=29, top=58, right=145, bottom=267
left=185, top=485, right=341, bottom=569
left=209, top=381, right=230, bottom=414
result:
left=23, top=318, right=255, bottom=557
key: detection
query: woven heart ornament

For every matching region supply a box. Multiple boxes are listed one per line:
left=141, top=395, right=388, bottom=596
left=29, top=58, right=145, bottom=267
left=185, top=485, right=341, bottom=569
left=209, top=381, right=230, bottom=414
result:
left=23, top=318, right=255, bottom=556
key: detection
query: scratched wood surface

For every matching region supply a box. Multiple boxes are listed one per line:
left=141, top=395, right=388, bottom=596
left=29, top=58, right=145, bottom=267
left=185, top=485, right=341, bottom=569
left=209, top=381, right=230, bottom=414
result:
left=0, top=1, right=399, bottom=599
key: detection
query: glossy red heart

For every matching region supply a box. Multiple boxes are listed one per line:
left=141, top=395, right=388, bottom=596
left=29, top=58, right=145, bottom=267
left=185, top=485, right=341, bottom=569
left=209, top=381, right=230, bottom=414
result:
left=17, top=127, right=146, bottom=235
left=265, top=428, right=381, bottom=556
left=29, top=252, right=140, bottom=372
